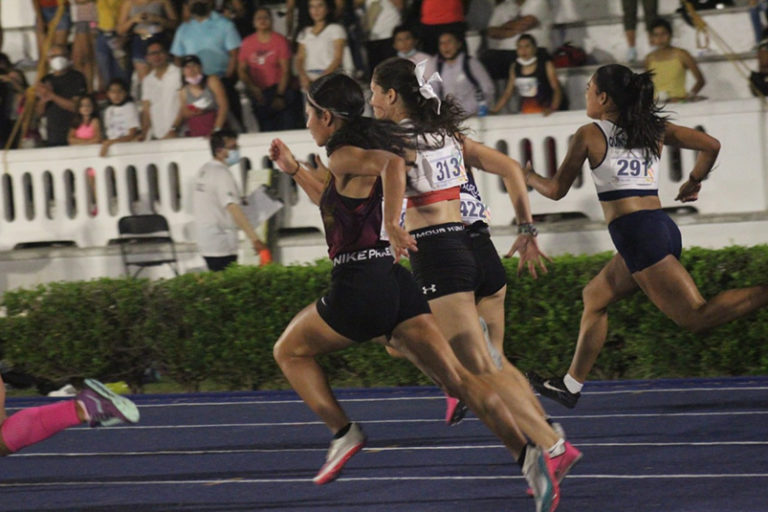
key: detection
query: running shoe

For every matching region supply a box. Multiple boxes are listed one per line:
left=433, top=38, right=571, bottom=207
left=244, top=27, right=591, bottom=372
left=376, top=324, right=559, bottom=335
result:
left=76, top=378, right=140, bottom=427
left=313, top=423, right=366, bottom=485
left=522, top=446, right=560, bottom=512
left=528, top=372, right=581, bottom=409
left=445, top=395, right=468, bottom=426
left=547, top=441, right=583, bottom=483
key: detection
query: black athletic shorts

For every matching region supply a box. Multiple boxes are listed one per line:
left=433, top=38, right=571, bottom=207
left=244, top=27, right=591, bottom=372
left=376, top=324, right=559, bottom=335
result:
left=467, top=222, right=507, bottom=298
left=408, top=222, right=479, bottom=300
left=608, top=209, right=682, bottom=273
left=316, top=247, right=431, bottom=342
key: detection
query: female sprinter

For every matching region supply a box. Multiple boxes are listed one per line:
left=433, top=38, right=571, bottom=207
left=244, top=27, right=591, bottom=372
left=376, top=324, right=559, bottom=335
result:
left=525, top=64, right=768, bottom=408
left=368, top=57, right=581, bottom=488
left=0, top=375, right=139, bottom=455
left=270, top=73, right=561, bottom=512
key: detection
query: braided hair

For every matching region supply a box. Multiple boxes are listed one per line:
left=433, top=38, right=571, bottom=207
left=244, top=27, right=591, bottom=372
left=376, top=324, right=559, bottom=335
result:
left=593, top=64, right=667, bottom=160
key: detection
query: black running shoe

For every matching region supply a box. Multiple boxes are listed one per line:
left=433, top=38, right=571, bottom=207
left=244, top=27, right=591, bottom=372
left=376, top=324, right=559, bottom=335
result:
left=528, top=372, right=580, bottom=409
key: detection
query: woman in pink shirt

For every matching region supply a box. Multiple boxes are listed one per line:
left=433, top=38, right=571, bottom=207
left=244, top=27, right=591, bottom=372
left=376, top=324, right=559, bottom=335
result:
left=238, top=7, right=300, bottom=131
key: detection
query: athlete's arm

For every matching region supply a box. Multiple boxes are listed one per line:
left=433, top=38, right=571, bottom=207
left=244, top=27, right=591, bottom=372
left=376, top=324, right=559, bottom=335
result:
left=666, top=122, right=720, bottom=202
left=525, top=123, right=591, bottom=200
left=269, top=138, right=328, bottom=205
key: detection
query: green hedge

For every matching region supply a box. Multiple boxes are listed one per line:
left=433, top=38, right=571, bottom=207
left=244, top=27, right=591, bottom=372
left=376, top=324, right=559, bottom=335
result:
left=2, top=246, right=768, bottom=392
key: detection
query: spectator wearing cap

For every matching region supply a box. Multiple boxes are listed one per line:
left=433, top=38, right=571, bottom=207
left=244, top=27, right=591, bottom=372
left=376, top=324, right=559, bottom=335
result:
left=238, top=7, right=300, bottom=132
left=140, top=39, right=182, bottom=139
left=35, top=44, right=88, bottom=147
left=481, top=0, right=553, bottom=82
left=171, top=0, right=242, bottom=126
left=169, top=54, right=228, bottom=137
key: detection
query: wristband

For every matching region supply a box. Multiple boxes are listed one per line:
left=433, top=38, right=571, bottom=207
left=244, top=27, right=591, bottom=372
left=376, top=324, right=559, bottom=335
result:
left=689, top=172, right=705, bottom=184
left=517, top=222, right=538, bottom=237
left=288, top=161, right=300, bottom=177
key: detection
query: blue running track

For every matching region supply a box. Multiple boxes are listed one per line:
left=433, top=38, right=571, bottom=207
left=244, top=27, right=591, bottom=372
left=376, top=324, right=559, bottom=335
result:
left=0, top=377, right=766, bottom=511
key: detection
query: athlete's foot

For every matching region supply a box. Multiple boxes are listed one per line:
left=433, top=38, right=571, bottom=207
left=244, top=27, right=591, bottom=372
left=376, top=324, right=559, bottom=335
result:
left=528, top=373, right=581, bottom=409
left=522, top=445, right=560, bottom=512
left=445, top=395, right=468, bottom=426
left=76, top=379, right=140, bottom=427
left=313, top=423, right=366, bottom=485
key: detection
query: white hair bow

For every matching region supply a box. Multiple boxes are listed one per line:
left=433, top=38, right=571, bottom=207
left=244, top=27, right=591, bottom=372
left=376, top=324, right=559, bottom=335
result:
left=415, top=59, right=442, bottom=114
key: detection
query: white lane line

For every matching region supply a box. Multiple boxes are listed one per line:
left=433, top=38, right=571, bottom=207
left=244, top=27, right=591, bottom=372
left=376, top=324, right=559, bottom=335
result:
left=14, top=440, right=768, bottom=458
left=50, top=409, right=768, bottom=431
left=1, top=473, right=767, bottom=488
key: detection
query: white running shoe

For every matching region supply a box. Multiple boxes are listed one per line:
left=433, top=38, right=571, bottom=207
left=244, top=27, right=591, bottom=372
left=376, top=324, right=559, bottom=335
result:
left=522, top=446, right=560, bottom=512
left=313, top=423, right=366, bottom=485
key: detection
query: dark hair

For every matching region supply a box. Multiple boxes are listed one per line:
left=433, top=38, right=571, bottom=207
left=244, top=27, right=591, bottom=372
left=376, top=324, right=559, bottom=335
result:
left=593, top=64, right=667, bottom=160
left=181, top=54, right=202, bottom=67
left=310, top=0, right=335, bottom=24
left=392, top=24, right=415, bottom=39
left=210, top=128, right=238, bottom=156
left=648, top=18, right=672, bottom=36
left=107, top=78, right=128, bottom=92
left=146, top=38, right=168, bottom=52
left=0, top=53, right=11, bottom=70
left=307, top=73, right=413, bottom=158
left=372, top=57, right=469, bottom=140
left=71, top=94, right=99, bottom=129
left=518, top=33, right=537, bottom=48
left=254, top=6, right=272, bottom=18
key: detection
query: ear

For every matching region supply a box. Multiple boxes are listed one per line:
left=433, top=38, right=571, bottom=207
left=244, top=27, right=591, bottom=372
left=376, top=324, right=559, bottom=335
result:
left=321, top=109, right=333, bottom=127
left=386, top=88, right=398, bottom=105
left=599, top=92, right=609, bottom=106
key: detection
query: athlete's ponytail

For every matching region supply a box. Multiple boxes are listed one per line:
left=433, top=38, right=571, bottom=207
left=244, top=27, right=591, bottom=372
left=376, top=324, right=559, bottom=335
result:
left=372, top=57, right=469, bottom=140
left=594, top=64, right=667, bottom=160
left=307, top=73, right=413, bottom=157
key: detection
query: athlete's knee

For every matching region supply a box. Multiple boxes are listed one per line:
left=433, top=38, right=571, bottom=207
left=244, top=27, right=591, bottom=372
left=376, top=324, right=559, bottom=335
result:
left=582, top=281, right=610, bottom=313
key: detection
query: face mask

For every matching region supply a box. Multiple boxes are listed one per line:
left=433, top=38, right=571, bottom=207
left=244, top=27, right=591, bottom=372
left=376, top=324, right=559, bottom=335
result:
left=226, top=148, right=240, bottom=166
left=190, top=2, right=211, bottom=16
left=185, top=74, right=203, bottom=85
left=49, top=56, right=69, bottom=72
left=516, top=56, right=537, bottom=66
left=397, top=49, right=417, bottom=58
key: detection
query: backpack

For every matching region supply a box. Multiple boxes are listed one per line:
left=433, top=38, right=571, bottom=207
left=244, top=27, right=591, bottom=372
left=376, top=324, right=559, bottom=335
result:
left=551, top=43, right=587, bottom=68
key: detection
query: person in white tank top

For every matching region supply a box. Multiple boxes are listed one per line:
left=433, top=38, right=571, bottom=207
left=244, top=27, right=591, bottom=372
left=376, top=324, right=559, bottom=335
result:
left=523, top=64, right=768, bottom=410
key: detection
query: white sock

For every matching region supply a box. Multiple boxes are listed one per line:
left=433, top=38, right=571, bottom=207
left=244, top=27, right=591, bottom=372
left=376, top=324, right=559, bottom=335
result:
left=563, top=373, right=583, bottom=394
left=547, top=438, right=565, bottom=458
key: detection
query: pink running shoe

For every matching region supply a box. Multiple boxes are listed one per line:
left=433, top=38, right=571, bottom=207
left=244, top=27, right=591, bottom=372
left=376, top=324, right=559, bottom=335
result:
left=444, top=395, right=468, bottom=426
left=522, top=446, right=560, bottom=512
left=547, top=441, right=583, bottom=483
left=313, top=423, right=366, bottom=485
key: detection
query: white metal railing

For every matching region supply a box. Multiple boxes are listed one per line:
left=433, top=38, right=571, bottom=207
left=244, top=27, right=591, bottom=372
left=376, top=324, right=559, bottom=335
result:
left=1, top=98, right=767, bottom=251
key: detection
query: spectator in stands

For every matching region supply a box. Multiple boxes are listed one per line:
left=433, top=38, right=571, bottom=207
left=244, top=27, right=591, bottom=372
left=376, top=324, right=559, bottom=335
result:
left=100, top=78, right=141, bottom=155
left=219, top=0, right=256, bottom=39
left=0, top=53, right=28, bottom=149
left=295, top=0, right=346, bottom=92
left=362, top=0, right=401, bottom=76
left=33, top=0, right=71, bottom=54
left=392, top=25, right=430, bottom=64
left=140, top=39, right=182, bottom=139
left=491, top=33, right=561, bottom=115
left=117, top=0, right=177, bottom=82
left=238, top=7, right=299, bottom=132
left=418, top=0, right=466, bottom=56
left=36, top=44, right=88, bottom=147
left=95, top=0, right=131, bottom=94
left=192, top=129, right=267, bottom=271
left=68, top=95, right=103, bottom=145
left=426, top=30, right=494, bottom=116
left=750, top=34, right=768, bottom=97
left=644, top=18, right=705, bottom=102
left=481, top=0, right=553, bottom=82
left=285, top=0, right=312, bottom=40
left=170, top=54, right=228, bottom=136
left=71, top=0, right=99, bottom=92
left=622, top=0, right=657, bottom=63
left=171, top=0, right=242, bottom=128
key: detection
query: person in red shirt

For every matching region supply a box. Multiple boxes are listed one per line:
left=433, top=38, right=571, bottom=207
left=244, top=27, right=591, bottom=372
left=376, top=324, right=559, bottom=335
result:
left=419, top=0, right=467, bottom=55
left=238, top=7, right=301, bottom=131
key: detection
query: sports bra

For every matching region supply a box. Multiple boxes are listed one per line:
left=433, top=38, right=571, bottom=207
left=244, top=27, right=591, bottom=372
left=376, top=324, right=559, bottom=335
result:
left=591, top=119, right=660, bottom=202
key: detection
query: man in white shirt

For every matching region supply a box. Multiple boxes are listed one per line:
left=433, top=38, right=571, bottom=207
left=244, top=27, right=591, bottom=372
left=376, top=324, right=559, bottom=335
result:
left=193, top=129, right=267, bottom=271
left=141, top=40, right=182, bottom=140
left=481, top=0, right=553, bottom=80
left=427, top=31, right=495, bottom=116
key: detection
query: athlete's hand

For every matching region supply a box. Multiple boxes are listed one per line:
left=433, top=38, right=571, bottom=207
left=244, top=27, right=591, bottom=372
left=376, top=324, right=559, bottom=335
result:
left=506, top=234, right=551, bottom=279
left=269, top=138, right=299, bottom=175
left=387, top=223, right=417, bottom=261
left=675, top=179, right=701, bottom=203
